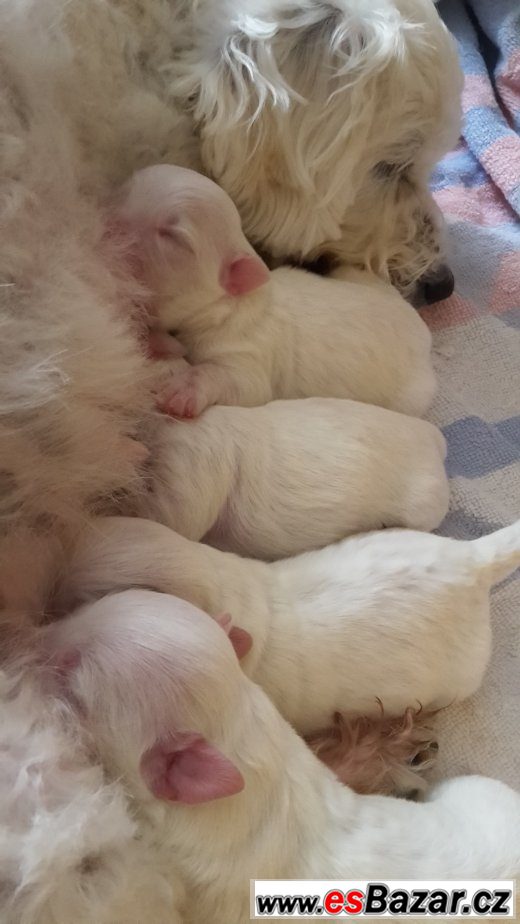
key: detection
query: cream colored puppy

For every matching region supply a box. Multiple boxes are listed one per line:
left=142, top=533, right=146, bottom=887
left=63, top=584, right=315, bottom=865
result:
left=116, top=165, right=436, bottom=418
left=140, top=399, right=449, bottom=560
left=47, top=591, right=520, bottom=924
left=57, top=517, right=520, bottom=735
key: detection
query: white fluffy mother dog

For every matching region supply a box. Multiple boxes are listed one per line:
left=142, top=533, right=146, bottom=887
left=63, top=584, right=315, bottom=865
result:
left=0, top=0, right=460, bottom=582
left=40, top=0, right=462, bottom=295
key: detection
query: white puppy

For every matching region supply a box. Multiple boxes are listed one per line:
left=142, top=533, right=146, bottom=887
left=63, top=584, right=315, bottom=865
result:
left=47, top=591, right=520, bottom=924
left=57, top=517, right=520, bottom=736
left=139, top=399, right=448, bottom=559
left=117, top=165, right=436, bottom=418
left=0, top=649, right=180, bottom=924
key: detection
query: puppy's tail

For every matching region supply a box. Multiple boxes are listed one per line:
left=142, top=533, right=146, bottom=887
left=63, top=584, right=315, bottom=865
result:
left=471, top=520, right=520, bottom=586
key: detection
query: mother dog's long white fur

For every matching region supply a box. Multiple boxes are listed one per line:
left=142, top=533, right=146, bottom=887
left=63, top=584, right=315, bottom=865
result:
left=1, top=0, right=461, bottom=296
left=46, top=591, right=520, bottom=924
left=140, top=399, right=448, bottom=559
left=0, top=1, right=153, bottom=594
left=0, top=652, right=181, bottom=924
left=57, top=517, right=520, bottom=735
left=175, top=0, right=462, bottom=293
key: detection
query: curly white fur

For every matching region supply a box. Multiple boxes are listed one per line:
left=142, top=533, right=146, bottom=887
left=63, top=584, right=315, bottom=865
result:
left=2, top=0, right=462, bottom=294
left=174, top=0, right=462, bottom=293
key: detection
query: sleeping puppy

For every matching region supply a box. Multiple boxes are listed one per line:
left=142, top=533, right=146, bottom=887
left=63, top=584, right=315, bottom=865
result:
left=138, top=399, right=449, bottom=560
left=116, top=165, right=436, bottom=419
left=46, top=591, right=520, bottom=924
left=56, top=516, right=520, bottom=737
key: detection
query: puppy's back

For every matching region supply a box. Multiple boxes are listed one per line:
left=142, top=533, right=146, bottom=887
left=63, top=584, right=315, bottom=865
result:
left=145, top=399, right=448, bottom=559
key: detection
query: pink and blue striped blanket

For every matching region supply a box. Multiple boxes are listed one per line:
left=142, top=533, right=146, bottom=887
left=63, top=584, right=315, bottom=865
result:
left=426, top=0, right=519, bottom=788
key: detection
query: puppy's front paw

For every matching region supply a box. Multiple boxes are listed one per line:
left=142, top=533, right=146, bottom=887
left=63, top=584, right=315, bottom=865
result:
left=146, top=328, right=186, bottom=360
left=157, top=370, right=210, bottom=419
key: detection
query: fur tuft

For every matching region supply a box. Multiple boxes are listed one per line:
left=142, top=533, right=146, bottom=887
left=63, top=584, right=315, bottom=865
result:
left=308, top=707, right=439, bottom=796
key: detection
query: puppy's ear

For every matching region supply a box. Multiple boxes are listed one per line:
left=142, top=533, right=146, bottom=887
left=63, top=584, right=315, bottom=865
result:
left=220, top=253, right=270, bottom=296
left=140, top=732, right=244, bottom=804
left=213, top=612, right=253, bottom=660
left=228, top=626, right=253, bottom=660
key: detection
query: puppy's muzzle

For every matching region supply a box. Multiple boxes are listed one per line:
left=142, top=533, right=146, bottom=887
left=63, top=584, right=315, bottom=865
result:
left=419, top=263, right=455, bottom=305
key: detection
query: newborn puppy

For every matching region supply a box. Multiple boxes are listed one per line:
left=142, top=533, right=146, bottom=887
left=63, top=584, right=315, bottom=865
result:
left=57, top=516, right=520, bottom=737
left=140, top=399, right=448, bottom=559
left=47, top=591, right=520, bottom=924
left=116, top=165, right=436, bottom=418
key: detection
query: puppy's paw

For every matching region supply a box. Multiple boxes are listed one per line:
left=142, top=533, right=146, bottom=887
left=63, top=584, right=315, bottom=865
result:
left=146, top=328, right=186, bottom=360
left=157, top=370, right=210, bottom=419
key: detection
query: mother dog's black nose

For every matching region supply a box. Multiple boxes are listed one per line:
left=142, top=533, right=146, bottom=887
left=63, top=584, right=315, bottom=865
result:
left=420, top=263, right=455, bottom=304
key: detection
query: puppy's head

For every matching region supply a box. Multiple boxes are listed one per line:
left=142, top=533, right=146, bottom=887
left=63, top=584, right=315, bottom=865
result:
left=45, top=591, right=248, bottom=805
left=115, top=165, right=269, bottom=329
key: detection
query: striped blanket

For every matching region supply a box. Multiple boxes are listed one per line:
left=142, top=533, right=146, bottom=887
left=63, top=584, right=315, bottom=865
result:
left=425, top=0, right=520, bottom=788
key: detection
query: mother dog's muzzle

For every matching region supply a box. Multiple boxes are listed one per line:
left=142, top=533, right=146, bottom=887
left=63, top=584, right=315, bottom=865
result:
left=418, top=263, right=455, bottom=304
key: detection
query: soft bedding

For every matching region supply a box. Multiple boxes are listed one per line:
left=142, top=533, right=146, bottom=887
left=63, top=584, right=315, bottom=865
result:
left=426, top=0, right=520, bottom=788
